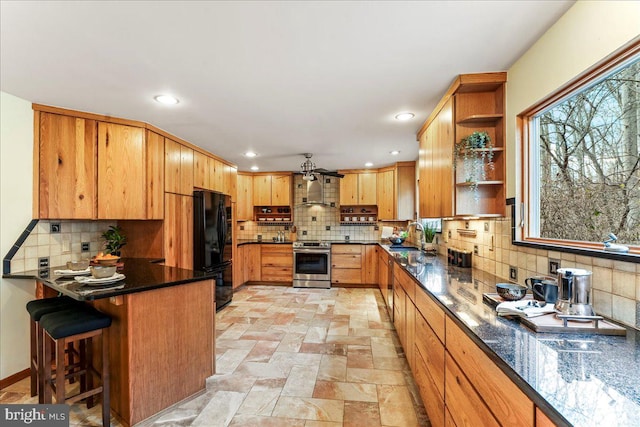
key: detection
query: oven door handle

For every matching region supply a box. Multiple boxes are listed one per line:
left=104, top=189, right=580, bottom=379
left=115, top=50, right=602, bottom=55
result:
left=294, top=248, right=330, bottom=254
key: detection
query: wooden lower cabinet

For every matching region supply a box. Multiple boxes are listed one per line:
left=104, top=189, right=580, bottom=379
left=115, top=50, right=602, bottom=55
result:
left=246, top=244, right=261, bottom=281
left=362, top=245, right=378, bottom=284
left=415, top=311, right=445, bottom=400
left=414, top=346, right=445, bottom=427
left=261, top=244, right=292, bottom=282
left=332, top=244, right=378, bottom=285
left=446, top=318, right=534, bottom=426
left=378, top=250, right=389, bottom=303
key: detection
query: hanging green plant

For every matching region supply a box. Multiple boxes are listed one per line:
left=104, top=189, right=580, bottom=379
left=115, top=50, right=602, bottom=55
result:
left=453, top=131, right=495, bottom=197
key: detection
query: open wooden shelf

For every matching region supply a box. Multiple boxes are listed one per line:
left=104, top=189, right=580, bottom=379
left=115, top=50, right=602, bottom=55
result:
left=456, top=114, right=503, bottom=124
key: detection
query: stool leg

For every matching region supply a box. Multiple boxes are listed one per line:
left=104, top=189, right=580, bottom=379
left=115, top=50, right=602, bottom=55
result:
left=79, top=339, right=87, bottom=403
left=67, top=342, right=76, bottom=384
left=55, top=337, right=66, bottom=404
left=37, top=323, right=47, bottom=403
left=42, top=331, right=52, bottom=404
left=86, top=337, right=94, bottom=408
left=30, top=319, right=38, bottom=398
left=101, top=329, right=110, bottom=427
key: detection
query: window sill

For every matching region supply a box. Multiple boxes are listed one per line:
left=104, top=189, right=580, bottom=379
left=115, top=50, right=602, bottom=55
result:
left=512, top=239, right=640, bottom=263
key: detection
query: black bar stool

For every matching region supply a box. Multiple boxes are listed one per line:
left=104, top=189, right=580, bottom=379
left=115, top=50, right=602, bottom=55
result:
left=26, top=296, right=82, bottom=402
left=40, top=306, right=112, bottom=427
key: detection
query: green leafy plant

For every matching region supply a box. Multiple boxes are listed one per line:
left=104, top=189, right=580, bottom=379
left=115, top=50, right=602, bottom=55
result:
left=101, top=225, right=127, bottom=255
left=453, top=131, right=495, bottom=197
left=423, top=223, right=436, bottom=243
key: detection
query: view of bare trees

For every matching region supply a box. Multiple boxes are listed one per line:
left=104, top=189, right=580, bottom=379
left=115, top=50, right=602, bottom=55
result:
left=538, top=57, right=639, bottom=245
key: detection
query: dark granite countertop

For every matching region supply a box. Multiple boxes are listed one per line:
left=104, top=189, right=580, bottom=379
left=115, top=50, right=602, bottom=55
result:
left=4, top=258, right=216, bottom=301
left=237, top=239, right=382, bottom=245
left=381, top=245, right=640, bottom=427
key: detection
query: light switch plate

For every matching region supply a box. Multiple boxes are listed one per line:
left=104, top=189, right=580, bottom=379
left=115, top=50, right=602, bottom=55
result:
left=50, top=222, right=61, bottom=233
left=81, top=242, right=90, bottom=252
left=549, top=258, right=560, bottom=275
left=509, top=265, right=518, bottom=281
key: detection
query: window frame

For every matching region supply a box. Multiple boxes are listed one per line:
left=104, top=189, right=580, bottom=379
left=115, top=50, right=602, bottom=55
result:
left=517, top=38, right=640, bottom=258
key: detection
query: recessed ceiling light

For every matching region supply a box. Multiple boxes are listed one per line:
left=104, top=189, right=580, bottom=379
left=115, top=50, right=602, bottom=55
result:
left=250, top=165, right=259, bottom=171
left=390, top=150, right=400, bottom=155
left=244, top=151, right=258, bottom=158
left=395, top=112, right=414, bottom=121
left=365, top=162, right=373, bottom=167
left=154, top=95, right=179, bottom=105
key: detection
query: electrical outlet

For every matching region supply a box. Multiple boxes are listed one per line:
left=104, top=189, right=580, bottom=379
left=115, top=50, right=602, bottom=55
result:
left=448, top=230, right=452, bottom=239
left=474, top=245, right=479, bottom=255
left=302, top=197, right=307, bottom=203
left=50, top=222, right=61, bottom=233
left=330, top=202, right=336, bottom=207
left=302, top=230, right=307, bottom=236
left=39, top=257, right=49, bottom=268
left=325, top=226, right=331, bottom=231
left=374, top=226, right=379, bottom=231
left=509, top=265, right=518, bottom=281
left=81, top=242, right=90, bottom=252
left=484, top=222, right=489, bottom=232
left=326, top=178, right=331, bottom=184
left=240, top=225, right=245, bottom=230
left=465, top=221, right=470, bottom=229
left=312, top=216, right=317, bottom=221
left=549, top=258, right=560, bottom=275
left=345, top=235, right=350, bottom=241
left=257, top=234, right=262, bottom=241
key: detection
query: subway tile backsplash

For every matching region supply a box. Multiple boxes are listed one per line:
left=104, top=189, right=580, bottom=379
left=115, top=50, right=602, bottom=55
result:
left=7, top=220, right=116, bottom=273
left=440, top=217, right=640, bottom=330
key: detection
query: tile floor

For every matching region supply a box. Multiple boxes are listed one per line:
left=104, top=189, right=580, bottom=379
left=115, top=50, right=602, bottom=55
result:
left=1, top=285, right=429, bottom=426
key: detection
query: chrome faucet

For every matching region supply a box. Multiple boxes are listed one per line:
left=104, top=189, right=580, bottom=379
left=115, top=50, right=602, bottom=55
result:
left=603, top=233, right=629, bottom=253
left=408, top=222, right=425, bottom=250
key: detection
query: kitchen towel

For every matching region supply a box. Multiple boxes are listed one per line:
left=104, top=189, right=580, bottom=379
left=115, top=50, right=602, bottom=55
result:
left=496, top=300, right=555, bottom=318
left=381, top=226, right=394, bottom=239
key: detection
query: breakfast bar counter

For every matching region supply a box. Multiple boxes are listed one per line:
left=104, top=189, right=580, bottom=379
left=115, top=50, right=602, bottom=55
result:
left=7, top=259, right=216, bottom=427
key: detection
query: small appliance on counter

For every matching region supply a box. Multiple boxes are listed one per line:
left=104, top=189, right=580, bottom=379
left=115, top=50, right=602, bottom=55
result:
left=447, top=248, right=472, bottom=268
left=193, top=190, right=233, bottom=311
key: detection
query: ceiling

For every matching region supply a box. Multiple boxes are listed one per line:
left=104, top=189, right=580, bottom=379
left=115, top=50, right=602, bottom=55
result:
left=0, top=1, right=574, bottom=173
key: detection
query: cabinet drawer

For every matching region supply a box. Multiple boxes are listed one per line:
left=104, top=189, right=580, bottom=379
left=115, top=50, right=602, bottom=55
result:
left=395, top=267, right=415, bottom=302
left=415, top=311, right=444, bottom=400
left=331, top=268, right=362, bottom=284
left=414, top=347, right=445, bottom=427
left=331, top=245, right=362, bottom=255
left=261, top=254, right=293, bottom=267
left=332, top=253, right=362, bottom=269
left=415, top=289, right=445, bottom=343
left=261, top=266, right=292, bottom=282
left=445, top=353, right=499, bottom=427
left=446, top=318, right=534, bottom=426
left=261, top=245, right=293, bottom=255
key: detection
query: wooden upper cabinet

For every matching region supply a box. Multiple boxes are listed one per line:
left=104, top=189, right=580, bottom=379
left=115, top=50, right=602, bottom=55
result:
left=339, top=172, right=377, bottom=206
left=339, top=174, right=358, bottom=205
left=358, top=172, right=377, bottom=205
left=97, top=122, right=146, bottom=219
left=163, top=193, right=193, bottom=269
left=145, top=130, right=164, bottom=219
left=236, top=173, right=254, bottom=220
left=165, top=138, right=193, bottom=196
left=377, top=169, right=395, bottom=220
left=37, top=112, right=97, bottom=219
left=193, top=151, right=210, bottom=190
left=228, top=165, right=237, bottom=201
left=271, top=175, right=291, bottom=206
left=253, top=174, right=272, bottom=205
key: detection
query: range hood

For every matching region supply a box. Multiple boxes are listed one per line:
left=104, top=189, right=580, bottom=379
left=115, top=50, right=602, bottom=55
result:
left=303, top=177, right=326, bottom=206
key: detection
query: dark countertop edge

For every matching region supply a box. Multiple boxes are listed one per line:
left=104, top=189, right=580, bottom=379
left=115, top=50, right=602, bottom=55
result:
left=237, top=239, right=384, bottom=246
left=380, top=244, right=575, bottom=427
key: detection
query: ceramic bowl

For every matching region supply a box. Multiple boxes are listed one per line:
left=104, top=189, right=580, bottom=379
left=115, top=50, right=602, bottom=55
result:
left=388, top=236, right=406, bottom=245
left=95, top=256, right=120, bottom=266
left=90, top=265, right=117, bottom=279
left=66, top=259, right=89, bottom=271
left=496, top=283, right=527, bottom=301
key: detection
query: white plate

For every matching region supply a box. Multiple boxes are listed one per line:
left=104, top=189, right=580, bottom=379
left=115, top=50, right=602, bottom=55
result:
left=55, top=268, right=91, bottom=277
left=75, top=273, right=126, bottom=286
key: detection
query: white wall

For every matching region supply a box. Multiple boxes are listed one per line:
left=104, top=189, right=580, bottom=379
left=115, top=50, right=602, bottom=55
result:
left=506, top=0, right=640, bottom=197
left=1, top=91, right=35, bottom=380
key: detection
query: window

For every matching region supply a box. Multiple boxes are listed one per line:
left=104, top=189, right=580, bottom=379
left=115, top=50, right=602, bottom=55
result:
left=520, top=41, right=639, bottom=255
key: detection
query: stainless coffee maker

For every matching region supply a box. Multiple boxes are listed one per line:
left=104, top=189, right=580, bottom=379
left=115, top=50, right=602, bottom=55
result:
left=554, top=268, right=594, bottom=316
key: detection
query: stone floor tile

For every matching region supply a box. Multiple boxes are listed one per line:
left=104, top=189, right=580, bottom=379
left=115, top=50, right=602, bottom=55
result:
left=313, top=380, right=378, bottom=402
left=316, top=354, right=348, bottom=382
left=205, top=372, right=257, bottom=393
left=282, top=364, right=321, bottom=397
left=344, top=401, right=382, bottom=427
left=191, top=391, right=247, bottom=426
left=228, top=414, right=306, bottom=426
left=237, top=387, right=282, bottom=416
left=215, top=348, right=252, bottom=374
left=377, top=384, right=420, bottom=426
left=346, top=367, right=406, bottom=385
left=271, top=396, right=344, bottom=422
left=245, top=340, right=280, bottom=362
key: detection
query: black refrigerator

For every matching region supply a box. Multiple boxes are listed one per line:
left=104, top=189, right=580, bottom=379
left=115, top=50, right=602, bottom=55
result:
left=193, top=190, right=233, bottom=311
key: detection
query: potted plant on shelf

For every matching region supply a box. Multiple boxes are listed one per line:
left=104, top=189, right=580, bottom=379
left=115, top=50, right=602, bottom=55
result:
left=453, top=131, right=495, bottom=197
left=101, top=225, right=127, bottom=256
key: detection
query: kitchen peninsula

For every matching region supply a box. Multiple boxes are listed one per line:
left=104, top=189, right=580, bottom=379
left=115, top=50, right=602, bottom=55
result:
left=7, top=259, right=216, bottom=426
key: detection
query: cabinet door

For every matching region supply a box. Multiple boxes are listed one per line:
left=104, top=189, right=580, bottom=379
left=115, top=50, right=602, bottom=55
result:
left=246, top=244, right=261, bottom=281
left=362, top=245, right=378, bottom=284
left=145, top=131, right=165, bottom=219
left=193, top=151, right=210, bottom=190
left=209, top=158, right=224, bottom=193
left=377, top=170, right=394, bottom=220
left=378, top=250, right=388, bottom=303
left=179, top=145, right=194, bottom=195
left=253, top=175, right=272, bottom=206
left=414, top=346, right=445, bottom=427
left=396, top=163, right=416, bottom=221
left=98, top=123, right=146, bottom=219
left=271, top=175, right=291, bottom=206
left=163, top=193, right=193, bottom=269
left=415, top=311, right=445, bottom=400
left=358, top=172, right=377, bottom=205
left=228, top=165, right=237, bottom=201
left=436, top=98, right=454, bottom=217
left=38, top=113, right=97, bottom=219
left=165, top=138, right=182, bottom=194
left=339, top=173, right=358, bottom=205
left=236, top=174, right=254, bottom=220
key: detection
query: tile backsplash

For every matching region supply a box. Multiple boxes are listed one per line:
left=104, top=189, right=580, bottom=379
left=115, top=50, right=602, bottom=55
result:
left=440, top=217, right=640, bottom=330
left=6, top=220, right=116, bottom=273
